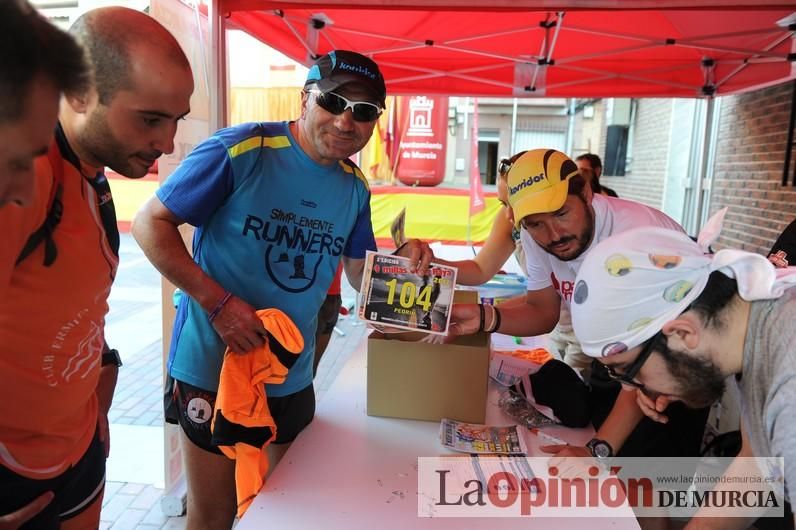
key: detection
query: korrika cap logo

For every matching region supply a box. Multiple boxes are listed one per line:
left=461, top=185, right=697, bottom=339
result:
left=507, top=149, right=578, bottom=199
left=337, top=60, right=377, bottom=80
left=508, top=171, right=551, bottom=197
left=505, top=149, right=579, bottom=222
left=305, top=50, right=386, bottom=106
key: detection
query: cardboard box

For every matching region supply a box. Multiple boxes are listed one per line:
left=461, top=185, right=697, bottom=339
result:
left=366, top=291, right=489, bottom=423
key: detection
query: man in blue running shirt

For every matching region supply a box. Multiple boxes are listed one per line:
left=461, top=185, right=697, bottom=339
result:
left=132, top=50, right=432, bottom=529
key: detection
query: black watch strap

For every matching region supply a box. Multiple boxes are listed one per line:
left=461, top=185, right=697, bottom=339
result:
left=102, top=348, right=123, bottom=367
left=586, top=438, right=614, bottom=458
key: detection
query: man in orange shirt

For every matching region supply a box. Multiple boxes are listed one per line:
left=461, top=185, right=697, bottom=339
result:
left=0, top=7, right=193, bottom=529
left=0, top=0, right=88, bottom=209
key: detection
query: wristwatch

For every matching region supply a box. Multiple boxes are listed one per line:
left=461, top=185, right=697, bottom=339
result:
left=101, top=348, right=123, bottom=368
left=586, top=438, right=614, bottom=459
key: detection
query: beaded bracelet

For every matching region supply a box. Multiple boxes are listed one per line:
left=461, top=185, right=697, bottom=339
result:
left=208, top=291, right=232, bottom=323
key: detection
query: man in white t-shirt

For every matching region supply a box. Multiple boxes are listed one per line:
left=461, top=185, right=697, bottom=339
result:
left=450, top=148, right=708, bottom=461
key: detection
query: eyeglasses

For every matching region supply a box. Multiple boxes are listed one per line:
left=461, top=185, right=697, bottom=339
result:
left=498, top=150, right=528, bottom=178
left=311, top=91, right=383, bottom=122
left=603, top=334, right=659, bottom=391
left=498, top=158, right=512, bottom=178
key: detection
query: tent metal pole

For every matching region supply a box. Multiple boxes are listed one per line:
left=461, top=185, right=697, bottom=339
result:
left=383, top=60, right=517, bottom=89
left=565, top=98, right=575, bottom=156
left=557, top=43, right=659, bottom=65
left=366, top=44, right=429, bottom=56
left=279, top=14, right=318, bottom=60
left=305, top=16, right=321, bottom=61
left=333, top=25, right=421, bottom=44
left=715, top=32, right=793, bottom=90
left=379, top=61, right=506, bottom=75
left=693, top=97, right=716, bottom=233
left=738, top=56, right=795, bottom=64
left=445, top=25, right=541, bottom=45
left=623, top=63, right=695, bottom=75
left=559, top=64, right=699, bottom=91
left=569, top=21, right=788, bottom=58
left=675, top=41, right=786, bottom=59
left=463, top=97, right=469, bottom=141
left=510, top=98, right=518, bottom=155
left=332, top=20, right=540, bottom=49
left=546, top=75, right=615, bottom=90
left=434, top=44, right=528, bottom=64
left=546, top=12, right=565, bottom=64
left=566, top=24, right=662, bottom=43
left=208, top=0, right=227, bottom=131
left=392, top=71, right=515, bottom=89
left=680, top=25, right=786, bottom=42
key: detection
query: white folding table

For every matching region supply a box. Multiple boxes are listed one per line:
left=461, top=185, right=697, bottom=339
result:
left=237, top=334, right=641, bottom=530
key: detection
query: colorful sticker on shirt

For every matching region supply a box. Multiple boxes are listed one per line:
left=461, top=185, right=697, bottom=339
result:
left=605, top=254, right=632, bottom=277
left=628, top=317, right=652, bottom=331
left=649, top=254, right=682, bottom=269
left=769, top=250, right=788, bottom=268
left=573, top=280, right=589, bottom=304
left=601, top=341, right=628, bottom=357
left=662, top=280, right=694, bottom=303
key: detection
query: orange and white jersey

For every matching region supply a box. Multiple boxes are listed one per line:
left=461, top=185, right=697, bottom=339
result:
left=0, top=126, right=118, bottom=479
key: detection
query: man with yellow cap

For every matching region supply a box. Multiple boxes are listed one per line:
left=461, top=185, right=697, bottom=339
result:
left=450, top=148, right=707, bottom=462
left=570, top=226, right=796, bottom=527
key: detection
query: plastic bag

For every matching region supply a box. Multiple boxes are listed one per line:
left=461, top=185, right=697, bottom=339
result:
left=498, top=388, right=558, bottom=429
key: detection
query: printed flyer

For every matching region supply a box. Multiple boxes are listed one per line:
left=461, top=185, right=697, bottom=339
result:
left=439, top=418, right=527, bottom=455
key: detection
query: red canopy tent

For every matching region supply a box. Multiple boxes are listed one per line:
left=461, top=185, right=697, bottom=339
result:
left=215, top=1, right=796, bottom=98
left=195, top=0, right=794, bottom=233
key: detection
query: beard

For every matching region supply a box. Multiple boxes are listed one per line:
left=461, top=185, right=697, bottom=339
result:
left=659, top=342, right=726, bottom=409
left=540, top=202, right=595, bottom=261
left=78, top=106, right=159, bottom=179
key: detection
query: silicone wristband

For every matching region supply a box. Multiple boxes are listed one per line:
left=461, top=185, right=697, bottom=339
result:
left=208, top=291, right=232, bottom=322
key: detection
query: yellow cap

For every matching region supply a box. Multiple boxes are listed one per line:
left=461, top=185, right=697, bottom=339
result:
left=506, top=148, right=579, bottom=227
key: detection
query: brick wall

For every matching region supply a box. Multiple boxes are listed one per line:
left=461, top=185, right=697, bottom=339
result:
left=601, top=99, right=672, bottom=209
left=709, top=82, right=796, bottom=254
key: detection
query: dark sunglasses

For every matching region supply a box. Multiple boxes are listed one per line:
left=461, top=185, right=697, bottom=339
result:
left=603, top=333, right=659, bottom=391
left=498, top=150, right=528, bottom=178
left=312, top=91, right=382, bottom=122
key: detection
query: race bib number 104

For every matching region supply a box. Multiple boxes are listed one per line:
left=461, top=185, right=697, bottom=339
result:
left=358, top=251, right=458, bottom=335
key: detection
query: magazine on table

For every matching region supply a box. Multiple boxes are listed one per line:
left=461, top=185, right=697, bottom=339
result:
left=358, top=251, right=457, bottom=336
left=439, top=418, right=527, bottom=455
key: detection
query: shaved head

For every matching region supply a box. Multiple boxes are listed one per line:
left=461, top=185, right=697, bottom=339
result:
left=69, top=6, right=190, bottom=104
left=60, top=6, right=194, bottom=178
